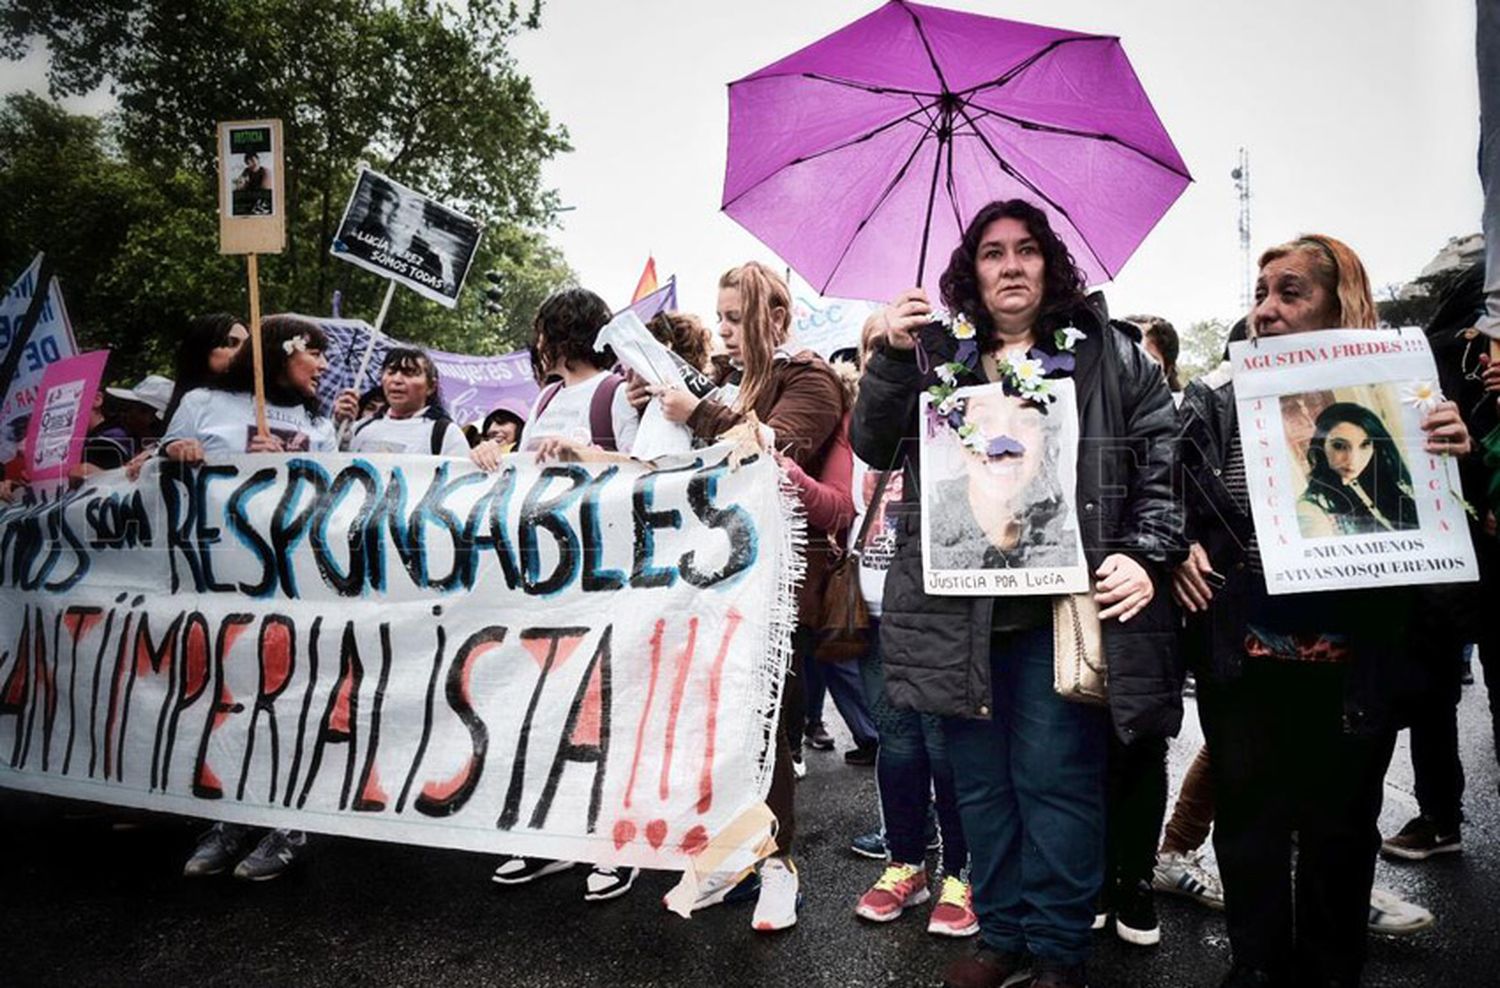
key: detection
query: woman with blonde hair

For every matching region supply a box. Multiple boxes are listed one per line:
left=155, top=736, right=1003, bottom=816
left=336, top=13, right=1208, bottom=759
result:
left=1175, top=234, right=1469, bottom=987
left=650, top=260, right=846, bottom=932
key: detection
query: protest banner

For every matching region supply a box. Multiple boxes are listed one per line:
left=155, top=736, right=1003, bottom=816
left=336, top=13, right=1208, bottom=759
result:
left=919, top=380, right=1089, bottom=596
left=1230, top=328, right=1478, bottom=594
left=0, top=255, right=79, bottom=465
left=313, top=316, right=541, bottom=426
left=791, top=292, right=876, bottom=360
left=22, top=350, right=109, bottom=483
left=0, top=443, right=800, bottom=872
left=330, top=169, right=484, bottom=309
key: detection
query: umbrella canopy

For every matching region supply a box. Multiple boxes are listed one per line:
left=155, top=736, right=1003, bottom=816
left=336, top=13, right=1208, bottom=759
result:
left=722, top=0, right=1191, bottom=301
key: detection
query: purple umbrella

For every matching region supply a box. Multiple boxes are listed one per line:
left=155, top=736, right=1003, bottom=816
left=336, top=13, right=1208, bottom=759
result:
left=722, top=0, right=1191, bottom=300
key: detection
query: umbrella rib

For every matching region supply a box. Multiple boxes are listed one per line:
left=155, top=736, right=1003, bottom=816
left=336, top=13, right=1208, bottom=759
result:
left=721, top=103, right=937, bottom=211
left=953, top=35, right=1111, bottom=98
left=795, top=72, right=934, bottom=98
left=964, top=105, right=1191, bottom=181
left=952, top=102, right=1112, bottom=280
left=898, top=0, right=952, bottom=93
left=943, top=131, right=964, bottom=235
left=819, top=118, right=940, bottom=294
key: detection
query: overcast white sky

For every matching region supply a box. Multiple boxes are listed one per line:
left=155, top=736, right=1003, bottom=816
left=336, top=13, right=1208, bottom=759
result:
left=2, top=0, right=1482, bottom=332
left=509, top=0, right=1481, bottom=327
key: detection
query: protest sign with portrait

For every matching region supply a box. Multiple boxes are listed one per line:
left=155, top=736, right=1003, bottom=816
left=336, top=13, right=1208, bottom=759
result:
left=216, top=119, right=285, bottom=254
left=330, top=169, right=483, bottom=308
left=919, top=379, right=1089, bottom=596
left=1231, top=327, right=1478, bottom=594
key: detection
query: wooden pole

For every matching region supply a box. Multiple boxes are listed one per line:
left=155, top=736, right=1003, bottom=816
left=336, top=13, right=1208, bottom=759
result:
left=353, top=279, right=398, bottom=387
left=247, top=252, right=268, bottom=438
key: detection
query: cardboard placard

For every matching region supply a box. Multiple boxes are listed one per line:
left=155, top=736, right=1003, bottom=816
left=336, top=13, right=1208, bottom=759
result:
left=217, top=119, right=286, bottom=255
left=22, top=349, right=109, bottom=482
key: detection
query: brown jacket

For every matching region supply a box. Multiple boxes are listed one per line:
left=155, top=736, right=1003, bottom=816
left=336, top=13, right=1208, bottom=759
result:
left=687, top=351, right=847, bottom=622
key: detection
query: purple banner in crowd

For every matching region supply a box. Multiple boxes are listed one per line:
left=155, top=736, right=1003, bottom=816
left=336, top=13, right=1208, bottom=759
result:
left=626, top=277, right=676, bottom=324
left=306, top=315, right=540, bottom=425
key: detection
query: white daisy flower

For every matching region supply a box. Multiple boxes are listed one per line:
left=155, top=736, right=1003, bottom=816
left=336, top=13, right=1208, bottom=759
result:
left=282, top=335, right=309, bottom=356
left=950, top=315, right=977, bottom=340
left=1004, top=353, right=1045, bottom=384
left=1401, top=380, right=1443, bottom=413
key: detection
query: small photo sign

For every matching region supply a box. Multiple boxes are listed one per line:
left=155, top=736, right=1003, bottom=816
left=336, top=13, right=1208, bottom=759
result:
left=217, top=118, right=286, bottom=254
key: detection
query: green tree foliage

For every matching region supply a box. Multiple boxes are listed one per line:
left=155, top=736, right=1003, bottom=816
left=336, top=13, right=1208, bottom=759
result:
left=1377, top=268, right=1472, bottom=330
left=0, top=0, right=574, bottom=383
left=1177, top=317, right=1232, bottom=384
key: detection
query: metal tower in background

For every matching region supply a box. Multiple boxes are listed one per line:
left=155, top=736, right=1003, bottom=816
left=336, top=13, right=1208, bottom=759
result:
left=1231, top=148, right=1252, bottom=311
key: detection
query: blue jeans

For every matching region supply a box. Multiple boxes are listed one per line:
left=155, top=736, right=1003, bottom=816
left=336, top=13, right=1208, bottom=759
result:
left=803, top=649, right=878, bottom=747
left=943, top=625, right=1109, bottom=965
left=859, top=618, right=967, bottom=874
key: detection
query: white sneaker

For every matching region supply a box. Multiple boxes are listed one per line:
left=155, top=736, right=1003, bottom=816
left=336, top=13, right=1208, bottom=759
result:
left=1368, top=887, right=1434, bottom=936
left=1152, top=850, right=1225, bottom=911
left=792, top=754, right=807, bottom=780
left=752, top=857, right=801, bottom=932
left=667, top=866, right=761, bottom=912
left=584, top=865, right=639, bottom=902
left=491, top=856, right=575, bottom=885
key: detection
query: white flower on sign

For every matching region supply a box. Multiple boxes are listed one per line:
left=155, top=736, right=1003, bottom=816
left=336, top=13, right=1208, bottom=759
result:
left=949, top=314, right=976, bottom=340
left=1401, top=380, right=1443, bottom=413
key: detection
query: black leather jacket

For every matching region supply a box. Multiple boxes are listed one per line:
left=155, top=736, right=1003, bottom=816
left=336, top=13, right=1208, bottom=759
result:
left=851, top=304, right=1185, bottom=743
left=1177, top=373, right=1423, bottom=734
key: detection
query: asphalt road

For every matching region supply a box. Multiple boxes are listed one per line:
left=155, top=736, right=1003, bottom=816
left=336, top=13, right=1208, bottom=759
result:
left=6, top=666, right=1499, bottom=987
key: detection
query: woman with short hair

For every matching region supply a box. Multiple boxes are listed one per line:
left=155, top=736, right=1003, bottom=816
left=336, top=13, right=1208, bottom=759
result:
left=1175, top=234, right=1470, bottom=987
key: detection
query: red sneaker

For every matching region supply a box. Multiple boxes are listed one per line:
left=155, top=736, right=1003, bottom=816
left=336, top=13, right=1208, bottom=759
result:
left=928, top=874, right=980, bottom=938
left=854, top=862, right=929, bottom=922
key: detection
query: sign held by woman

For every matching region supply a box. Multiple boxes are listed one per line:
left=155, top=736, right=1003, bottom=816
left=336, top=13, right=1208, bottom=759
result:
left=919, top=379, right=1089, bottom=595
left=1231, top=327, right=1478, bottom=594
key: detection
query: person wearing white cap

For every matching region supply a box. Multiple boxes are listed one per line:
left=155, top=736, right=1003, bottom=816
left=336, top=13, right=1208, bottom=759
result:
left=104, top=374, right=174, bottom=447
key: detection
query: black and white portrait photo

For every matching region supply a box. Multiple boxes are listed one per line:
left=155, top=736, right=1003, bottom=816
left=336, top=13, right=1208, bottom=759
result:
left=330, top=169, right=483, bottom=308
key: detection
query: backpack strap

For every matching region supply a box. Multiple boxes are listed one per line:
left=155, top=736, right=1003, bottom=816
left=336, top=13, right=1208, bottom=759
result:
left=429, top=416, right=454, bottom=455
left=532, top=380, right=565, bottom=423
left=589, top=373, right=624, bottom=452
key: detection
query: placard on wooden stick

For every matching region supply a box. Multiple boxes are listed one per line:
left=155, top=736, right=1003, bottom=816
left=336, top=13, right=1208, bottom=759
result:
left=217, top=119, right=286, bottom=255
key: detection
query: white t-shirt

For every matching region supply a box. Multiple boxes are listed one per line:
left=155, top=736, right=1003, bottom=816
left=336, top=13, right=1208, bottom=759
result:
left=849, top=456, right=905, bottom=617
left=522, top=372, right=639, bottom=455
left=350, top=413, right=469, bottom=456
left=162, top=388, right=337, bottom=455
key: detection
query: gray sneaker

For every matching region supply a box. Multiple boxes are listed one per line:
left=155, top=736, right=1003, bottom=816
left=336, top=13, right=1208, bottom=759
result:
left=183, top=822, right=256, bottom=877
left=233, top=828, right=309, bottom=881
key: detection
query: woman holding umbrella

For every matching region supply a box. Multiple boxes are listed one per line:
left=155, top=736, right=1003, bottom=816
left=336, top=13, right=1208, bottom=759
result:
left=851, top=199, right=1182, bottom=988
left=1175, top=235, right=1470, bottom=988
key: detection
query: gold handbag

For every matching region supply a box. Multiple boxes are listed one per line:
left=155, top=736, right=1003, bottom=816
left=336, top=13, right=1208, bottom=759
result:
left=1052, top=592, right=1107, bottom=705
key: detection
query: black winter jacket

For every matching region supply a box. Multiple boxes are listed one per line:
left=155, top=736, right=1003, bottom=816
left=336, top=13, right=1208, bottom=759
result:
left=1177, top=374, right=1423, bottom=734
left=850, top=305, right=1186, bottom=743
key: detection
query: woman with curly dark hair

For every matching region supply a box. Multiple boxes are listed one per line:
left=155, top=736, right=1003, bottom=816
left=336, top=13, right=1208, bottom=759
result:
left=852, top=199, right=1182, bottom=988
left=495, top=287, right=637, bottom=463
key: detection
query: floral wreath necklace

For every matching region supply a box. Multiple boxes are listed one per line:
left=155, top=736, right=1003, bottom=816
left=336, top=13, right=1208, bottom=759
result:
left=923, top=311, right=1085, bottom=457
